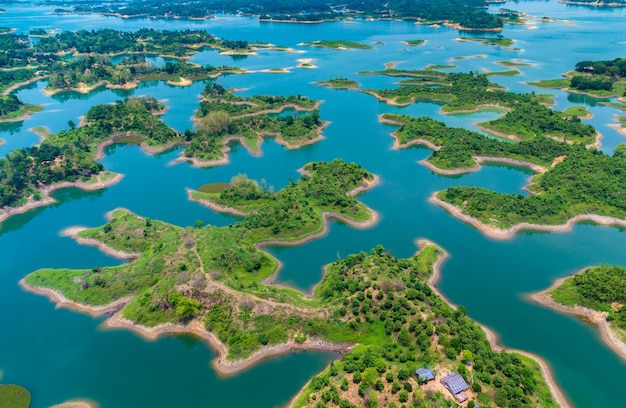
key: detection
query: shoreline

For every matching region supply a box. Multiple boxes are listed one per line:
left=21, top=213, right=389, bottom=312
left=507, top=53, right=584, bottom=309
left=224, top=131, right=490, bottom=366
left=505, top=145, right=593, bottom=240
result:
left=421, top=156, right=546, bottom=176
left=609, top=123, right=626, bottom=137
left=0, top=105, right=43, bottom=123
left=429, top=191, right=626, bottom=239
left=2, top=76, right=46, bottom=96
left=50, top=399, right=96, bottom=408
left=0, top=173, right=123, bottom=225
left=528, top=270, right=626, bottom=362
left=423, top=239, right=571, bottom=408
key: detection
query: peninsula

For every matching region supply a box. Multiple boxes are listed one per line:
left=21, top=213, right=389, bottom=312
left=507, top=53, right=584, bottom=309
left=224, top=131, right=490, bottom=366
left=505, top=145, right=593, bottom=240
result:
left=22, top=225, right=558, bottom=408
left=531, top=265, right=626, bottom=361
left=380, top=114, right=626, bottom=238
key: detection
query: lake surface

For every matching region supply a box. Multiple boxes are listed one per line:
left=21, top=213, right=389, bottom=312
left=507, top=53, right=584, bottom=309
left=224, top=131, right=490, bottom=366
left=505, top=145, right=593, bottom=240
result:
left=1, top=1, right=626, bottom=407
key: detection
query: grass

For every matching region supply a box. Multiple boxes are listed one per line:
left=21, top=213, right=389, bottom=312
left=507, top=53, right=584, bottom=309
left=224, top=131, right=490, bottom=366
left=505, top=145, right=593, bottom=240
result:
left=485, top=69, right=521, bottom=77
left=304, top=40, right=372, bottom=50
left=0, top=104, right=42, bottom=121
left=460, top=37, right=514, bottom=47
left=601, top=102, right=626, bottom=111
left=0, top=384, right=31, bottom=408
left=315, top=77, right=360, bottom=90
left=527, top=78, right=570, bottom=89
left=560, top=106, right=590, bottom=118
left=497, top=59, right=533, bottom=67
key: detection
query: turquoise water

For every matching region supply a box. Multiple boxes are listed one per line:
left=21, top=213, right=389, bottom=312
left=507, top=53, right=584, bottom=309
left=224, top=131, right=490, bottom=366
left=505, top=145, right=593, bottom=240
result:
left=2, top=2, right=626, bottom=407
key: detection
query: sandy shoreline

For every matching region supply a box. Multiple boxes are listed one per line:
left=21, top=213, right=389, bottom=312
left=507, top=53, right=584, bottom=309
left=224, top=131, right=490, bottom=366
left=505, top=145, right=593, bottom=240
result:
left=187, top=189, right=252, bottom=216
left=423, top=240, right=571, bottom=408
left=2, top=76, right=46, bottom=96
left=0, top=173, right=123, bottom=225
left=429, top=192, right=626, bottom=239
left=609, top=123, right=626, bottom=137
left=49, top=400, right=96, bottom=408
left=529, top=270, right=626, bottom=362
left=61, top=226, right=140, bottom=260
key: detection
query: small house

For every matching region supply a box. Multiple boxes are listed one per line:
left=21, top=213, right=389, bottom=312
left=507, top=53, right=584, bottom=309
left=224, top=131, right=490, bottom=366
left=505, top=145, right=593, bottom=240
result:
left=415, top=368, right=435, bottom=384
left=440, top=372, right=469, bottom=402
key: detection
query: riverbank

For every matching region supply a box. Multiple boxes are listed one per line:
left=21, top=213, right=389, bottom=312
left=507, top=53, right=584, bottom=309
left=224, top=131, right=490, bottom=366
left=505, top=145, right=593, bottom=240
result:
left=423, top=239, right=571, bottom=408
left=429, top=191, right=626, bottom=239
left=0, top=173, right=123, bottom=225
left=529, top=271, right=626, bottom=362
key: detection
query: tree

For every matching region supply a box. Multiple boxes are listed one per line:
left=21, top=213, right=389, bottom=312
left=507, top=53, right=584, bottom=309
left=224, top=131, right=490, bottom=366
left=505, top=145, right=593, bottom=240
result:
left=68, top=119, right=76, bottom=130
left=196, top=110, right=230, bottom=135
left=614, top=143, right=626, bottom=160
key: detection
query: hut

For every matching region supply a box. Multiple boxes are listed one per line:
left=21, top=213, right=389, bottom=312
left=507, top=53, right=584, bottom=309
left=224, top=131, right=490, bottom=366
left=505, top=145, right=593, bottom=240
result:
left=415, top=368, right=435, bottom=384
left=440, top=372, right=469, bottom=402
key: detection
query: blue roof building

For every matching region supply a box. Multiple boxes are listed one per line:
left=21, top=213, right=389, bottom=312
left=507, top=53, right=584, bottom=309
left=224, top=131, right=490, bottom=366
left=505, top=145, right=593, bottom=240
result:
left=440, top=372, right=469, bottom=402
left=415, top=368, right=435, bottom=383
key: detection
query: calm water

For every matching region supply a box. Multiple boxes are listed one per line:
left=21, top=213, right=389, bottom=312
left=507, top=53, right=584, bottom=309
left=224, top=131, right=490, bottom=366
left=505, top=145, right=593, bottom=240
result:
left=1, top=2, right=626, bottom=407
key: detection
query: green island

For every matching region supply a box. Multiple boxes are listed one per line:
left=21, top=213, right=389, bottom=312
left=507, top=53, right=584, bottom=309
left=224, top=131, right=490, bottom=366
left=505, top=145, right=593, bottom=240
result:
left=0, top=91, right=327, bottom=214
left=189, top=83, right=325, bottom=160
left=0, top=94, right=42, bottom=122
left=380, top=113, right=626, bottom=238
left=356, top=69, right=553, bottom=113
left=301, top=40, right=373, bottom=50
left=478, top=102, right=596, bottom=145
left=0, top=28, right=255, bottom=106
left=22, top=213, right=559, bottom=408
left=531, top=265, right=626, bottom=360
left=484, top=69, right=521, bottom=77
left=403, top=39, right=426, bottom=46
left=497, top=60, right=533, bottom=67
left=457, top=36, right=515, bottom=48
left=0, top=384, right=31, bottom=408
left=529, top=57, right=626, bottom=98
left=59, top=0, right=504, bottom=30
left=316, top=78, right=360, bottom=90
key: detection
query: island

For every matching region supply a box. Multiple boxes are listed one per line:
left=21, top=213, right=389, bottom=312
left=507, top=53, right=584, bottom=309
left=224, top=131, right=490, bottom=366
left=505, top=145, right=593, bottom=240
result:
left=456, top=36, right=515, bottom=48
left=531, top=265, right=626, bottom=361
left=315, top=78, right=360, bottom=90
left=300, top=40, right=373, bottom=50
left=50, top=0, right=505, bottom=30
left=403, top=39, right=426, bottom=46
left=354, top=70, right=554, bottom=116
left=21, top=213, right=560, bottom=408
left=0, top=90, right=329, bottom=223
left=380, top=113, right=626, bottom=238
left=529, top=57, right=626, bottom=98
left=0, top=384, right=31, bottom=408
left=0, top=94, right=42, bottom=123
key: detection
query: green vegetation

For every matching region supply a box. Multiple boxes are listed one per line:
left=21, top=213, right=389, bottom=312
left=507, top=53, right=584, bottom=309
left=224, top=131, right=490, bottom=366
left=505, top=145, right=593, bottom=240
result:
left=26, top=159, right=375, bottom=323
left=460, top=36, right=514, bottom=48
left=67, top=0, right=503, bottom=30
left=302, top=40, right=372, bottom=50
left=0, top=95, right=41, bottom=121
left=0, top=96, right=177, bottom=208
left=383, top=114, right=572, bottom=170
left=316, top=78, right=360, bottom=90
left=360, top=70, right=551, bottom=113
left=498, top=60, right=533, bottom=67
left=485, top=69, right=521, bottom=77
left=384, top=113, right=626, bottom=229
left=26, top=230, right=555, bottom=407
left=189, top=84, right=324, bottom=160
left=480, top=102, right=596, bottom=144
left=531, top=57, right=626, bottom=98
left=438, top=148, right=626, bottom=228
left=551, top=265, right=626, bottom=330
left=0, top=384, right=31, bottom=408
left=560, top=106, right=591, bottom=118
left=404, top=39, right=425, bottom=46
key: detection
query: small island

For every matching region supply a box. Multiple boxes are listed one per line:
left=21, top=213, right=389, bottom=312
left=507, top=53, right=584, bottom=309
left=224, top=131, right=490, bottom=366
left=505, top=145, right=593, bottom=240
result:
left=403, top=39, right=426, bottom=46
left=300, top=40, right=373, bottom=50
left=0, top=95, right=42, bottom=123
left=456, top=36, right=515, bottom=48
left=531, top=265, right=626, bottom=361
left=315, top=78, right=360, bottom=90
left=357, top=69, right=554, bottom=114
left=529, top=57, right=626, bottom=98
